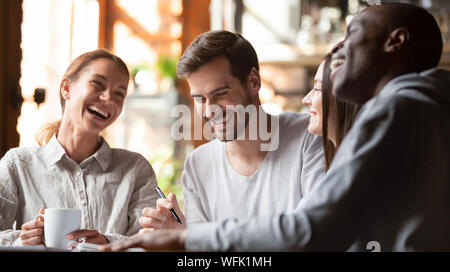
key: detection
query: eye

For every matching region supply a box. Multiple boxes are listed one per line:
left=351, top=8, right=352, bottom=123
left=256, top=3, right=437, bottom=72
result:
left=115, top=91, right=125, bottom=98
left=346, top=26, right=357, bottom=37
left=193, top=96, right=206, bottom=103
left=90, top=80, right=104, bottom=90
left=312, top=83, right=322, bottom=92
left=215, top=92, right=227, bottom=97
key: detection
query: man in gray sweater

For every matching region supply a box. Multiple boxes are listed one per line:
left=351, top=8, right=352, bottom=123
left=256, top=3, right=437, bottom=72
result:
left=102, top=3, right=450, bottom=251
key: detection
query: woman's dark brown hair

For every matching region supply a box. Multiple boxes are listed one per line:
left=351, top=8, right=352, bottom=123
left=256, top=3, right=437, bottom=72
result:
left=321, top=53, right=360, bottom=170
left=176, top=30, right=259, bottom=85
left=35, top=49, right=129, bottom=146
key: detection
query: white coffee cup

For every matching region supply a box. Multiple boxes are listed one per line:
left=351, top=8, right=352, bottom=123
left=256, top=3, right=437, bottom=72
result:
left=35, top=208, right=81, bottom=249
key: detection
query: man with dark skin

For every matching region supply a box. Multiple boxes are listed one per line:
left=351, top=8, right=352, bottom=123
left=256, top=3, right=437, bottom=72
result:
left=101, top=3, right=450, bottom=251
left=330, top=3, right=443, bottom=105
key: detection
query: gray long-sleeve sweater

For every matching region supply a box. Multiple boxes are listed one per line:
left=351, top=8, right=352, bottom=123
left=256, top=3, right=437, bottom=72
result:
left=186, top=68, right=450, bottom=252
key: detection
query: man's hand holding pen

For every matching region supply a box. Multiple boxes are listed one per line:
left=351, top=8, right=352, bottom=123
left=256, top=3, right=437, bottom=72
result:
left=139, top=189, right=186, bottom=231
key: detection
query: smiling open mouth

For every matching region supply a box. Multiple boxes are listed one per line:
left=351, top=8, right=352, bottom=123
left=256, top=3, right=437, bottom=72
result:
left=211, top=111, right=234, bottom=129
left=87, top=105, right=110, bottom=120
left=211, top=119, right=228, bottom=129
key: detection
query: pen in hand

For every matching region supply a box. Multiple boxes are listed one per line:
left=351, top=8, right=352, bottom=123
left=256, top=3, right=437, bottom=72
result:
left=155, top=186, right=183, bottom=225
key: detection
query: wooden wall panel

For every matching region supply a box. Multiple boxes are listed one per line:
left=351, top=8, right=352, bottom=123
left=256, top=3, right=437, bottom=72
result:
left=180, top=0, right=211, bottom=147
left=0, top=0, right=23, bottom=157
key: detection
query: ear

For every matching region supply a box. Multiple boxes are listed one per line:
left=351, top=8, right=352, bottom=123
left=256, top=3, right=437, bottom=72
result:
left=246, top=67, right=261, bottom=96
left=60, top=78, right=71, bottom=100
left=384, top=27, right=410, bottom=53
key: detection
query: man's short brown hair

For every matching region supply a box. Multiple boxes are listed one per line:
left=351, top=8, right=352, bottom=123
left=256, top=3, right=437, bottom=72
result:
left=177, top=30, right=259, bottom=85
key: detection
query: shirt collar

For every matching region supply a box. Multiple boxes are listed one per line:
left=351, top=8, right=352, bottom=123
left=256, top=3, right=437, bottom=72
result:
left=90, top=136, right=112, bottom=171
left=378, top=68, right=439, bottom=99
left=41, top=135, right=112, bottom=171
left=41, top=135, right=67, bottom=166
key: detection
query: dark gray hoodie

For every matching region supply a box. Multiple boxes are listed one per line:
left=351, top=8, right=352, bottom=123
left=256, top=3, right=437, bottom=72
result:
left=186, top=68, right=450, bottom=252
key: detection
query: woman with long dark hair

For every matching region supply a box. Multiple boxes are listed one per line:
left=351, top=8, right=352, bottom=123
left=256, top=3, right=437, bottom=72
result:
left=302, top=53, right=360, bottom=170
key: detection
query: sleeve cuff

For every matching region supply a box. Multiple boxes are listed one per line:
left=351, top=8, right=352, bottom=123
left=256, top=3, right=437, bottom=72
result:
left=185, top=223, right=215, bottom=251
left=185, top=222, right=221, bottom=251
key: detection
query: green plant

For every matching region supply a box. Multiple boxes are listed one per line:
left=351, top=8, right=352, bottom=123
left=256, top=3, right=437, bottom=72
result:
left=130, top=63, right=151, bottom=79
left=148, top=144, right=184, bottom=211
left=155, top=55, right=178, bottom=81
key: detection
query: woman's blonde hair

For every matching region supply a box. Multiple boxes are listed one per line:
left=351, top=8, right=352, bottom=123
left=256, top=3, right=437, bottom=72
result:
left=35, top=49, right=129, bottom=146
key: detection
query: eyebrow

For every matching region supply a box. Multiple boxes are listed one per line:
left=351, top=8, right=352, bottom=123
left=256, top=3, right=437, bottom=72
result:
left=92, top=73, right=107, bottom=81
left=191, top=85, right=230, bottom=98
left=92, top=73, right=127, bottom=91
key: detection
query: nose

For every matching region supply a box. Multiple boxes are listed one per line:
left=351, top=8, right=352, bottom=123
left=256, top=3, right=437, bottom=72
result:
left=204, top=104, right=213, bottom=119
left=331, top=40, right=344, bottom=55
left=204, top=103, right=222, bottom=120
left=100, top=89, right=112, bottom=103
left=302, top=90, right=312, bottom=107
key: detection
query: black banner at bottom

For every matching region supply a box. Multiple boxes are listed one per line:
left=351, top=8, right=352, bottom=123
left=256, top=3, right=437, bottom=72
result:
left=1, top=251, right=448, bottom=271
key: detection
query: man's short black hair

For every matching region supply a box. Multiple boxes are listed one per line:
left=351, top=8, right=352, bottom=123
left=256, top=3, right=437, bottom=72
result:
left=382, top=3, right=443, bottom=71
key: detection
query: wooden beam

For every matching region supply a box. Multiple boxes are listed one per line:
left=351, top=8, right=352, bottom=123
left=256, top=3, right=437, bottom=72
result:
left=0, top=0, right=23, bottom=157
left=180, top=0, right=211, bottom=53
left=98, top=0, right=115, bottom=50
left=180, top=0, right=211, bottom=147
left=98, top=0, right=107, bottom=48
left=112, top=3, right=176, bottom=43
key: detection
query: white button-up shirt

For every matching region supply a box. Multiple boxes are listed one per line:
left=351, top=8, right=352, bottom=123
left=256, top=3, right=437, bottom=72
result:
left=0, top=136, right=158, bottom=245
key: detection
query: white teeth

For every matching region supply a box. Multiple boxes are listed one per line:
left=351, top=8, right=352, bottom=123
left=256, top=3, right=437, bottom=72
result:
left=88, top=105, right=109, bottom=118
left=212, top=111, right=232, bottom=124
left=330, top=59, right=345, bottom=71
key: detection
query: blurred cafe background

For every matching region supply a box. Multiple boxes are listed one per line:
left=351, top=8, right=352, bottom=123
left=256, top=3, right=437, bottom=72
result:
left=1, top=0, right=449, bottom=206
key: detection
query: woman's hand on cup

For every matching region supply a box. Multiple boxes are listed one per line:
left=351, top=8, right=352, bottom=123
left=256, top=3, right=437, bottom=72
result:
left=20, top=207, right=45, bottom=245
left=139, top=193, right=186, bottom=231
left=67, top=229, right=108, bottom=245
